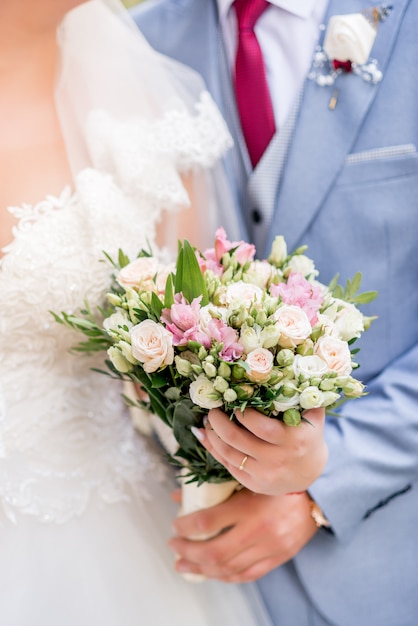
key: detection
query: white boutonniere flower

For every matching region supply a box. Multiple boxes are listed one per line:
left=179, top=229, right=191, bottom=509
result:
left=308, top=5, right=392, bottom=92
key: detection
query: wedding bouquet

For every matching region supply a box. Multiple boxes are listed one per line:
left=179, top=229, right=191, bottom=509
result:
left=54, top=228, right=376, bottom=533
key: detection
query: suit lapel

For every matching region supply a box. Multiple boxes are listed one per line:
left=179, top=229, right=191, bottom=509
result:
left=267, top=0, right=410, bottom=254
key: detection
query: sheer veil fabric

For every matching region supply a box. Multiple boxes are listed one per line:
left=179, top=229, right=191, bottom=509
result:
left=0, top=1, right=272, bottom=625
left=55, top=0, right=241, bottom=253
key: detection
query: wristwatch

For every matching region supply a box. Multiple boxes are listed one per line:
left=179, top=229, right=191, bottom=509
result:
left=308, top=495, right=331, bottom=529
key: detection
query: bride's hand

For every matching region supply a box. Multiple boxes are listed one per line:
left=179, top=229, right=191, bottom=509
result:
left=192, top=407, right=328, bottom=496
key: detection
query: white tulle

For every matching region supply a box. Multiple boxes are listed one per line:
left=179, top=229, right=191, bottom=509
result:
left=0, top=2, right=271, bottom=624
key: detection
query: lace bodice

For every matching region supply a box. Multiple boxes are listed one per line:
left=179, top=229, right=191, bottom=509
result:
left=0, top=94, right=230, bottom=524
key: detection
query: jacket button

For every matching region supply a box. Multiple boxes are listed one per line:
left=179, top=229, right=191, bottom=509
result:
left=252, top=209, right=262, bottom=224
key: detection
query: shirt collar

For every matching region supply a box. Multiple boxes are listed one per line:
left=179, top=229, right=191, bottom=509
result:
left=217, top=0, right=319, bottom=20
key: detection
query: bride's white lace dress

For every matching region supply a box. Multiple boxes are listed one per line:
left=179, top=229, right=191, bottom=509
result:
left=0, top=102, right=271, bottom=626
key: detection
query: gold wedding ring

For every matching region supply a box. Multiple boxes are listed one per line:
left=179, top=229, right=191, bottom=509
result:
left=239, top=455, right=248, bottom=471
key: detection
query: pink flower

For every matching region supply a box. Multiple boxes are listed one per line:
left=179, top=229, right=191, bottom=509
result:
left=195, top=251, right=224, bottom=277
left=161, top=294, right=209, bottom=346
left=234, top=242, right=256, bottom=265
left=271, top=273, right=323, bottom=325
left=203, top=227, right=255, bottom=267
left=207, top=318, right=244, bottom=361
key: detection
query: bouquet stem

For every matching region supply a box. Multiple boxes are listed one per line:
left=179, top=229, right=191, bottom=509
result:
left=177, top=470, right=239, bottom=582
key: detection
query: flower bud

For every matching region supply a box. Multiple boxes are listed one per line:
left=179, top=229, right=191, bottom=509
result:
left=119, top=340, right=139, bottom=365
left=107, top=346, right=134, bottom=373
left=268, top=235, right=288, bottom=267
left=224, top=388, right=238, bottom=403
left=232, top=364, right=246, bottom=380
left=276, top=349, right=294, bottom=367
left=235, top=384, right=254, bottom=400
left=203, top=362, right=217, bottom=378
left=213, top=376, right=229, bottom=394
left=218, top=361, right=232, bottom=380
left=198, top=346, right=208, bottom=360
left=175, top=355, right=193, bottom=377
left=282, top=408, right=301, bottom=426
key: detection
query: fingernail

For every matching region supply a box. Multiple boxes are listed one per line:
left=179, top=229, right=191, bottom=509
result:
left=203, top=415, right=209, bottom=427
left=191, top=426, right=205, bottom=442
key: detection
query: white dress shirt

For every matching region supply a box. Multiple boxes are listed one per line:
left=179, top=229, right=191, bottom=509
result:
left=217, top=0, right=329, bottom=127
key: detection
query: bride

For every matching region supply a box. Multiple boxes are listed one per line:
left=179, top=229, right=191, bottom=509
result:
left=0, top=1, right=270, bottom=624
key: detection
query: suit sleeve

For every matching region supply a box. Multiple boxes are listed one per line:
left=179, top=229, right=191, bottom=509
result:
left=309, top=340, right=418, bottom=542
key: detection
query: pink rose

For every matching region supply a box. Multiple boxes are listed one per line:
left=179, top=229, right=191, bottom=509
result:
left=314, top=335, right=352, bottom=375
left=117, top=257, right=159, bottom=290
left=271, top=273, right=323, bottom=325
left=130, top=320, right=174, bottom=373
left=274, top=305, right=312, bottom=348
left=245, top=348, right=274, bottom=383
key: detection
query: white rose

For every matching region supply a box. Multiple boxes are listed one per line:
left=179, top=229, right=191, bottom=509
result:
left=323, top=13, right=377, bottom=65
left=130, top=319, right=174, bottom=373
left=293, top=354, right=328, bottom=379
left=222, top=281, right=264, bottom=307
left=299, top=386, right=325, bottom=410
left=117, top=256, right=160, bottom=289
left=268, top=235, right=288, bottom=267
left=274, top=305, right=312, bottom=348
left=287, top=255, right=318, bottom=278
left=245, top=348, right=274, bottom=383
left=314, top=335, right=352, bottom=376
left=239, top=324, right=262, bottom=354
left=189, top=374, right=223, bottom=409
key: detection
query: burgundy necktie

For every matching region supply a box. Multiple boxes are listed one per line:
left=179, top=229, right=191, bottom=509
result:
left=233, top=0, right=276, bottom=168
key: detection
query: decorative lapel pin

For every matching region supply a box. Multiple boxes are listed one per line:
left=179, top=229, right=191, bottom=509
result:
left=308, top=5, right=392, bottom=109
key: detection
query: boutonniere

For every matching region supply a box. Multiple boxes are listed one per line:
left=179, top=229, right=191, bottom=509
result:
left=308, top=5, right=392, bottom=107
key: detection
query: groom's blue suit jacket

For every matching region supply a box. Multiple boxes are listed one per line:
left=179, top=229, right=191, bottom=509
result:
left=133, top=1, right=418, bottom=624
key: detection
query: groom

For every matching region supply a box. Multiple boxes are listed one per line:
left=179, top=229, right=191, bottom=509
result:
left=133, top=1, right=418, bottom=625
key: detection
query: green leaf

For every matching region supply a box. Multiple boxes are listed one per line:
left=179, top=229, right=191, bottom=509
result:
left=352, top=291, right=378, bottom=304
left=174, top=239, right=208, bottom=305
left=164, top=273, right=175, bottom=309
left=118, top=248, right=131, bottom=268
left=150, top=292, right=163, bottom=319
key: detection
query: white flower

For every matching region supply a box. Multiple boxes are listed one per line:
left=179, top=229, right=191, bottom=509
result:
left=243, top=260, right=275, bottom=288
left=222, top=281, right=264, bottom=308
left=189, top=375, right=223, bottom=409
left=314, top=335, right=352, bottom=376
left=103, top=311, right=132, bottom=333
left=130, top=319, right=174, bottom=373
left=259, top=324, right=281, bottom=349
left=117, top=256, right=160, bottom=289
left=299, top=386, right=325, bottom=410
left=274, top=305, right=312, bottom=348
left=293, top=354, right=329, bottom=379
left=245, top=348, right=274, bottom=383
left=287, top=255, right=318, bottom=278
left=239, top=324, right=261, bottom=354
left=332, top=299, right=365, bottom=342
left=268, top=235, right=288, bottom=267
left=323, top=13, right=377, bottom=65
left=273, top=394, right=300, bottom=414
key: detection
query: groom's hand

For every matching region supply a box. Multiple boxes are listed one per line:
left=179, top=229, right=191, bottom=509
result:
left=169, top=490, right=318, bottom=583
left=193, top=407, right=328, bottom=496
